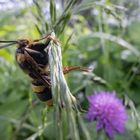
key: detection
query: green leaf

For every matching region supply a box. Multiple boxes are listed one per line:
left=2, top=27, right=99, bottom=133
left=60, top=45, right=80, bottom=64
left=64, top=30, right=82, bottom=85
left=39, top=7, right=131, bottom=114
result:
left=50, top=0, right=56, bottom=25
left=0, top=49, right=14, bottom=62
left=78, top=32, right=140, bottom=57
left=0, top=121, right=12, bottom=140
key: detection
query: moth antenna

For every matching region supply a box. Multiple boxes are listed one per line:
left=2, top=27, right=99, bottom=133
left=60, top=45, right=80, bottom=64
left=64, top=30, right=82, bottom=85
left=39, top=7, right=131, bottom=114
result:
left=0, top=40, right=18, bottom=43
left=0, top=42, right=17, bottom=49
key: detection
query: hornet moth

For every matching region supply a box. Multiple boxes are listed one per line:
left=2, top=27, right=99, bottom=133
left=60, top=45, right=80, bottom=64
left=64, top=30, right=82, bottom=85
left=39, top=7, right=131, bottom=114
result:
left=0, top=34, right=89, bottom=106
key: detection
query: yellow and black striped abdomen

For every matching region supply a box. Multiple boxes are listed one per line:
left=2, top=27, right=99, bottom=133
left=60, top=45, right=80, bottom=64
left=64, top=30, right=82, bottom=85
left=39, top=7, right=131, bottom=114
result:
left=31, top=79, right=53, bottom=106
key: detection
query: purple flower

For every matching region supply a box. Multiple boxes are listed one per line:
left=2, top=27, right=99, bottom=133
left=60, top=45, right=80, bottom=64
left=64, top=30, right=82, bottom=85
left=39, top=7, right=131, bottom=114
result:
left=86, top=91, right=127, bottom=138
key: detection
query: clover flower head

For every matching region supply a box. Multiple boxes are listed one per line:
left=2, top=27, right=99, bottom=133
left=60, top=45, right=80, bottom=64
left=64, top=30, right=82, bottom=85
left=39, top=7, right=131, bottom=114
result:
left=86, top=91, right=127, bottom=138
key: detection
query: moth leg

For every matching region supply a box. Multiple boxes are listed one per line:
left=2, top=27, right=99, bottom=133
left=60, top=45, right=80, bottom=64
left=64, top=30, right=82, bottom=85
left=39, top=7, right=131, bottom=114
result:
left=63, top=66, right=90, bottom=74
left=34, top=34, right=60, bottom=45
left=25, top=47, right=43, bottom=57
left=45, top=35, right=60, bottom=44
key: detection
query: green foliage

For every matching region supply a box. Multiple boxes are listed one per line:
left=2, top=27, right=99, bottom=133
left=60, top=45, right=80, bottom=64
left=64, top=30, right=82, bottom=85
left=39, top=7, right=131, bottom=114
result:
left=0, top=0, right=140, bottom=140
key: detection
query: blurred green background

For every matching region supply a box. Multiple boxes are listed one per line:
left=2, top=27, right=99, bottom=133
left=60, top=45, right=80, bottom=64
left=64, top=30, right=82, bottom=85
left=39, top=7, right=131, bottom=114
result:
left=0, top=0, right=140, bottom=140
